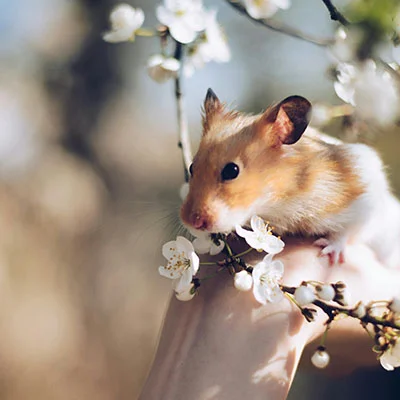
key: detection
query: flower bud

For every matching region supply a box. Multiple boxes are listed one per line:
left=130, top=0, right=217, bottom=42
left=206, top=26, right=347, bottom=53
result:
left=294, top=285, right=316, bottom=306
left=311, top=347, right=330, bottom=369
left=147, top=55, right=180, bottom=83
left=334, top=289, right=351, bottom=306
left=333, top=281, right=346, bottom=291
left=103, top=4, right=145, bottom=43
left=302, top=307, right=317, bottom=322
left=353, top=302, right=366, bottom=319
left=234, top=270, right=253, bottom=292
left=316, top=284, right=335, bottom=301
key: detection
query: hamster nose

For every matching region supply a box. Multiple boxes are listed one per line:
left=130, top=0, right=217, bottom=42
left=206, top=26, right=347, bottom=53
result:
left=191, top=212, right=209, bottom=230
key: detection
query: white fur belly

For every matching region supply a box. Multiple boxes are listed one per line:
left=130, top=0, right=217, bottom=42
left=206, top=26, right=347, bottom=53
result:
left=341, top=143, right=400, bottom=268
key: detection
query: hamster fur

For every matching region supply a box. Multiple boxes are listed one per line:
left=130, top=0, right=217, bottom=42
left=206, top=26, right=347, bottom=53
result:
left=180, top=89, right=400, bottom=266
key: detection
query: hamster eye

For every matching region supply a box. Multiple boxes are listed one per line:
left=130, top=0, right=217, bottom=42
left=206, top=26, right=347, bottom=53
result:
left=221, top=162, right=240, bottom=181
left=189, top=163, right=193, bottom=176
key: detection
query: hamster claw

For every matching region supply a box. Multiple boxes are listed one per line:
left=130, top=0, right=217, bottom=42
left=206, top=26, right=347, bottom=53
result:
left=313, top=237, right=345, bottom=266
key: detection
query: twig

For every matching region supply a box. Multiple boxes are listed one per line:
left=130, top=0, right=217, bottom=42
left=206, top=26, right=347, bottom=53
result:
left=173, top=41, right=192, bottom=181
left=227, top=0, right=400, bottom=87
left=283, top=286, right=400, bottom=330
left=225, top=0, right=333, bottom=47
left=321, top=0, right=349, bottom=26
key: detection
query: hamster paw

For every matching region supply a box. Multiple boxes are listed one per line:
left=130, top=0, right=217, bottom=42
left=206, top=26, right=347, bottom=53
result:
left=313, top=237, right=345, bottom=266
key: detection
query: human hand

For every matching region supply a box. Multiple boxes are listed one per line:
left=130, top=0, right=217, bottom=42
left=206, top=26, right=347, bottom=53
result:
left=139, top=239, right=400, bottom=399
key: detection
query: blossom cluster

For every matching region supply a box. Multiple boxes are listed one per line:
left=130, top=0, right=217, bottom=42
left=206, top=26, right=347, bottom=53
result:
left=103, top=0, right=295, bottom=82
left=313, top=24, right=400, bottom=128
left=103, top=1, right=400, bottom=129
left=158, top=215, right=285, bottom=303
left=103, top=0, right=233, bottom=81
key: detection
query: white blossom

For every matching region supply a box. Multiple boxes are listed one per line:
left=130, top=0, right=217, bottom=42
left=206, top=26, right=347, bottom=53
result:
left=316, top=284, right=335, bottom=302
left=175, top=283, right=196, bottom=301
left=329, top=27, right=362, bottom=63
left=156, top=0, right=206, bottom=44
left=185, top=10, right=231, bottom=77
left=103, top=4, right=144, bottom=43
left=147, top=54, right=180, bottom=83
left=234, top=270, right=253, bottom=292
left=236, top=215, right=285, bottom=254
left=334, top=60, right=400, bottom=126
left=294, top=285, right=315, bottom=306
left=380, top=340, right=400, bottom=371
left=311, top=348, right=330, bottom=369
left=252, top=254, right=284, bottom=305
left=243, top=0, right=290, bottom=20
left=192, top=232, right=225, bottom=256
left=159, top=236, right=199, bottom=293
left=310, top=103, right=332, bottom=127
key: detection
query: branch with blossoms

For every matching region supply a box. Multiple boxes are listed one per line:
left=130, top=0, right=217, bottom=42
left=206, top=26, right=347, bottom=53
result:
left=103, top=1, right=231, bottom=178
left=102, top=0, right=400, bottom=374
left=226, top=0, right=400, bottom=132
left=158, top=215, right=400, bottom=371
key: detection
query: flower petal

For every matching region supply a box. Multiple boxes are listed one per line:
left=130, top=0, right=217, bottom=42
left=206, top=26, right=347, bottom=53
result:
left=270, top=259, right=284, bottom=276
left=103, top=29, right=134, bottom=43
left=189, top=251, right=200, bottom=275
left=173, top=269, right=193, bottom=292
left=268, top=285, right=284, bottom=303
left=262, top=235, right=285, bottom=254
left=252, top=261, right=267, bottom=282
left=235, top=224, right=252, bottom=238
left=380, top=353, right=396, bottom=371
left=169, top=22, right=198, bottom=44
left=147, top=54, right=164, bottom=68
left=176, top=236, right=195, bottom=254
left=253, top=281, right=267, bottom=305
left=162, top=240, right=178, bottom=261
left=192, top=236, right=211, bottom=254
left=158, top=265, right=181, bottom=280
left=250, top=215, right=266, bottom=234
left=155, top=5, right=174, bottom=25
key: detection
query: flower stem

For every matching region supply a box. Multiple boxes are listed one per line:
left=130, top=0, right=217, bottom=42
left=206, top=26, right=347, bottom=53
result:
left=284, top=292, right=303, bottom=311
left=235, top=247, right=254, bottom=258
left=223, top=240, right=234, bottom=257
left=320, top=323, right=330, bottom=347
left=173, top=41, right=192, bottom=182
left=320, top=0, right=349, bottom=26
left=225, top=0, right=332, bottom=47
left=135, top=28, right=157, bottom=37
left=282, top=285, right=400, bottom=330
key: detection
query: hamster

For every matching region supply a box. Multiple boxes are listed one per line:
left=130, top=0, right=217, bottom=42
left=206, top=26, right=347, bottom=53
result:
left=180, top=88, right=400, bottom=266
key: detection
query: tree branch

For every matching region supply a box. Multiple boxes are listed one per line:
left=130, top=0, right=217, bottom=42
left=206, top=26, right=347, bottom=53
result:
left=283, top=286, right=400, bottom=331
left=225, top=0, right=333, bottom=47
left=173, top=42, right=192, bottom=181
left=321, top=0, right=349, bottom=26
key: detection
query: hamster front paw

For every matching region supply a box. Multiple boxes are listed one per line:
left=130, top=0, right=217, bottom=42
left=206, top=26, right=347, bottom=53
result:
left=313, top=237, right=346, bottom=266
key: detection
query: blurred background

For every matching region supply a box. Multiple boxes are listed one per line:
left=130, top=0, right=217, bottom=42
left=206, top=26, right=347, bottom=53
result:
left=0, top=0, right=399, bottom=398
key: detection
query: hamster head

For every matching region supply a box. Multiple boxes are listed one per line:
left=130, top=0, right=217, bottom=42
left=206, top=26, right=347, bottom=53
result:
left=180, top=89, right=312, bottom=234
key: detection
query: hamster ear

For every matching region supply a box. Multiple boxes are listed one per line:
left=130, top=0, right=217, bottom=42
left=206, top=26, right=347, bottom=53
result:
left=261, top=96, right=312, bottom=145
left=202, top=88, right=225, bottom=132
